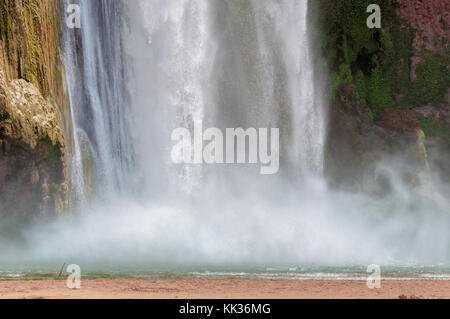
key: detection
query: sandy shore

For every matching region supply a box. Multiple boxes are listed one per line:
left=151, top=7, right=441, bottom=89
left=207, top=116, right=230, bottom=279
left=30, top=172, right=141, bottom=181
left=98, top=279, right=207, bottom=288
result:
left=0, top=279, right=449, bottom=299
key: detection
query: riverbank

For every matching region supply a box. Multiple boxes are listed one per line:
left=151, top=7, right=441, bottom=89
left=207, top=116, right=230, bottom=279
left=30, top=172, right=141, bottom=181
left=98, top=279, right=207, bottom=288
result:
left=1, top=279, right=449, bottom=299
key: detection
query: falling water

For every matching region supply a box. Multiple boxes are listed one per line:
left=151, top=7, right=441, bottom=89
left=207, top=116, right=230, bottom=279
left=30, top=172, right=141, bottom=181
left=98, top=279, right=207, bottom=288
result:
left=122, top=0, right=327, bottom=196
left=62, top=0, right=326, bottom=201
left=250, top=0, right=326, bottom=175
left=62, top=0, right=135, bottom=202
left=18, top=0, right=446, bottom=270
left=61, top=0, right=86, bottom=204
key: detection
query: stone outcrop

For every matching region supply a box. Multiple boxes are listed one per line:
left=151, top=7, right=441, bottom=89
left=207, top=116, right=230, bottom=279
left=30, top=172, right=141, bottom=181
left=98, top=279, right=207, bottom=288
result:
left=396, top=0, right=449, bottom=54
left=326, top=89, right=449, bottom=195
left=324, top=1, right=450, bottom=194
left=0, top=0, right=71, bottom=221
left=396, top=0, right=450, bottom=81
left=0, top=62, right=68, bottom=221
left=0, top=69, right=65, bottom=149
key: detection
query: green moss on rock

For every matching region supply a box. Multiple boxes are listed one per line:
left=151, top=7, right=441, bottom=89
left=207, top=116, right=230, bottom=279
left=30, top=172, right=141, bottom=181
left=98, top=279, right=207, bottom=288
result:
left=0, top=106, right=9, bottom=121
left=418, top=116, right=450, bottom=138
left=315, top=0, right=449, bottom=117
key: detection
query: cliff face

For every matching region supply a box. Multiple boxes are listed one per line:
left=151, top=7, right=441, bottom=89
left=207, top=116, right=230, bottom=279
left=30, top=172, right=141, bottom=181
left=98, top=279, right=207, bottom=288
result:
left=396, top=0, right=449, bottom=54
left=0, top=0, right=70, bottom=221
left=396, top=0, right=450, bottom=82
left=317, top=0, right=450, bottom=193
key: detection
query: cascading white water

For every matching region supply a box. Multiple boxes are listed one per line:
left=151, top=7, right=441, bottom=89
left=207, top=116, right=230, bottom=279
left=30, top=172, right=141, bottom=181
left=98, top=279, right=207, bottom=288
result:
left=10, top=0, right=448, bottom=270
left=125, top=0, right=326, bottom=196
left=251, top=0, right=326, bottom=175
left=136, top=0, right=215, bottom=193
left=64, top=0, right=326, bottom=198
left=62, top=0, right=135, bottom=202
left=61, top=0, right=86, bottom=204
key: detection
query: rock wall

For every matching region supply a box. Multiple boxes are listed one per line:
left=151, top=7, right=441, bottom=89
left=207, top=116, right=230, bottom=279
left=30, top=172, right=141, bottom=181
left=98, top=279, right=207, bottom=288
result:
left=326, top=84, right=449, bottom=194
left=0, top=0, right=70, bottom=221
left=322, top=0, right=450, bottom=193
left=396, top=0, right=450, bottom=82
left=396, top=0, right=449, bottom=54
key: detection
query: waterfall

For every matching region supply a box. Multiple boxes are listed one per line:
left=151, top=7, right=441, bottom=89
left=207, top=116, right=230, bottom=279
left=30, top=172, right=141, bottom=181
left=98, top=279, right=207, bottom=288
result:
left=121, top=0, right=327, bottom=197
left=63, top=0, right=326, bottom=199
left=9, top=0, right=448, bottom=268
left=61, top=1, right=86, bottom=204
left=3, top=0, right=449, bottom=270
left=62, top=0, right=135, bottom=202
left=250, top=0, right=326, bottom=176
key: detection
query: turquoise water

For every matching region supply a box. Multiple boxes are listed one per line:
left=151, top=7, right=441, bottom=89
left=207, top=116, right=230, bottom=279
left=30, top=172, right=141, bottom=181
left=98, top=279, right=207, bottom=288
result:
left=2, top=265, right=450, bottom=281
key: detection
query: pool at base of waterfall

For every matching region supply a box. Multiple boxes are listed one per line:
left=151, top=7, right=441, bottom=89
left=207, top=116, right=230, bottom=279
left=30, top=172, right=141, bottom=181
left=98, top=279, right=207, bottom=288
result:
left=2, top=265, right=450, bottom=281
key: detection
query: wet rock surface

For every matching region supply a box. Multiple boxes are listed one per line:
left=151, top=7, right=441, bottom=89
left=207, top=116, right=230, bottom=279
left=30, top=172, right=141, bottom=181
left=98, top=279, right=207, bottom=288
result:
left=0, top=66, right=68, bottom=221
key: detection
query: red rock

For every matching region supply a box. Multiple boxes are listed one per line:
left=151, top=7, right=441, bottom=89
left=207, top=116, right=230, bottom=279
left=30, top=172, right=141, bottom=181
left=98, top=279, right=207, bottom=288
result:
left=378, top=108, right=403, bottom=130
left=396, top=0, right=450, bottom=54
left=378, top=108, right=419, bottom=131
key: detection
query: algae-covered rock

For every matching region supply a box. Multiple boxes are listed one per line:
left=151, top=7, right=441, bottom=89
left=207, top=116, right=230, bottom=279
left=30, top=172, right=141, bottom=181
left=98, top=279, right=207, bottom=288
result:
left=1, top=69, right=65, bottom=149
left=0, top=0, right=72, bottom=220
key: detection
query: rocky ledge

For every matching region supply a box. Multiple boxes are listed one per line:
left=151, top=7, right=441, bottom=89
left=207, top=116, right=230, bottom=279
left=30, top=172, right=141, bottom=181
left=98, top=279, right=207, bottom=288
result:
left=0, top=64, right=68, bottom=222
